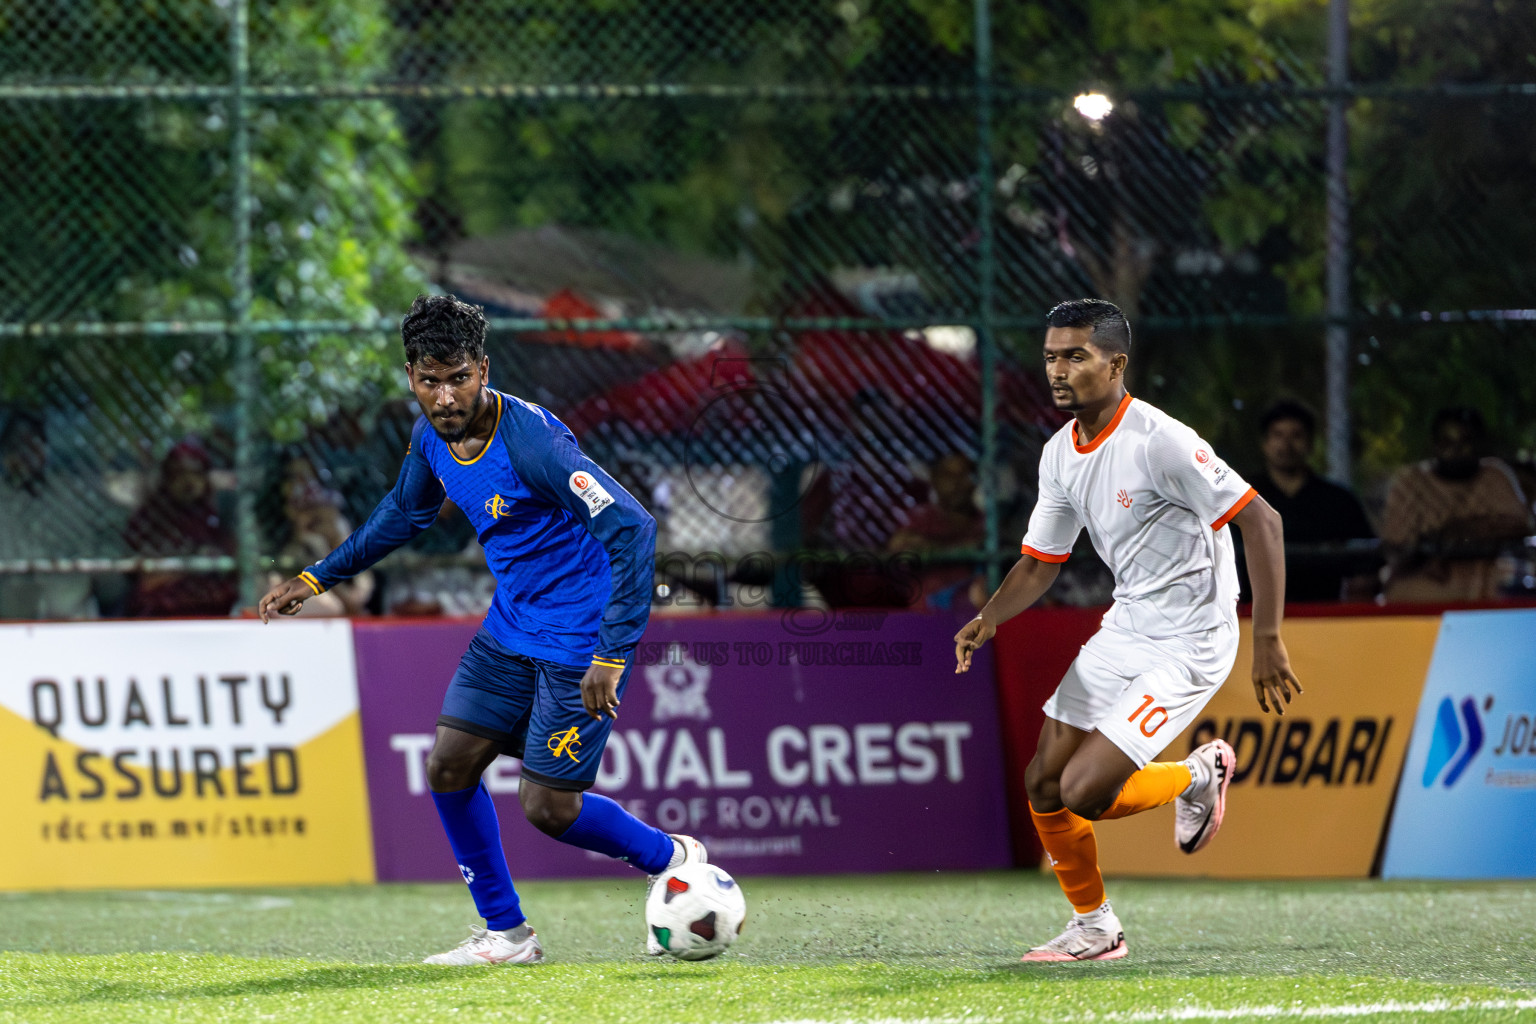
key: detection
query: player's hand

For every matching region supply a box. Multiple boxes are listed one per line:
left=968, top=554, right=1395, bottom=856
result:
left=580, top=663, right=623, bottom=720
left=953, top=615, right=996, bottom=674
left=258, top=577, right=313, bottom=623
left=1251, top=633, right=1303, bottom=715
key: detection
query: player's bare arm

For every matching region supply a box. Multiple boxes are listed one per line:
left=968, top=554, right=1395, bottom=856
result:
left=954, top=557, right=1061, bottom=673
left=580, top=662, right=623, bottom=720
left=258, top=576, right=314, bottom=623
left=1231, top=495, right=1303, bottom=715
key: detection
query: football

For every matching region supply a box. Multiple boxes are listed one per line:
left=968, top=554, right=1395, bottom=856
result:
left=645, top=861, right=747, bottom=960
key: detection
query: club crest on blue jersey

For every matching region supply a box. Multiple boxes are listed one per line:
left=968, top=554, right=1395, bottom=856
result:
left=484, top=493, right=510, bottom=519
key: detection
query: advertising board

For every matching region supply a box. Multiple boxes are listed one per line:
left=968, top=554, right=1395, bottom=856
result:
left=0, top=620, right=375, bottom=889
left=1382, top=609, right=1536, bottom=879
left=1088, top=616, right=1441, bottom=878
left=354, top=611, right=1011, bottom=880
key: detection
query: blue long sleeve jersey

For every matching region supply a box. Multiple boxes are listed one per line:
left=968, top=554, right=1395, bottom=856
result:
left=299, top=390, right=656, bottom=669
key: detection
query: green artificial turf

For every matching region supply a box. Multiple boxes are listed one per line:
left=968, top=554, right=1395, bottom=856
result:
left=2, top=873, right=1533, bottom=1023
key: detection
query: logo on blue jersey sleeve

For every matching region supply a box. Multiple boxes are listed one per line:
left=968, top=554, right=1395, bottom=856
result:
left=569, top=471, right=615, bottom=517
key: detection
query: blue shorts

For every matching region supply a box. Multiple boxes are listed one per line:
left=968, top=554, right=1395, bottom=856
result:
left=437, top=628, right=633, bottom=792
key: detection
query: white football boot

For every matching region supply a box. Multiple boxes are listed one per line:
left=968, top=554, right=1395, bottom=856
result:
left=646, top=833, right=708, bottom=955
left=1175, top=739, right=1236, bottom=854
left=1021, top=902, right=1128, bottom=962
left=423, top=925, right=544, bottom=965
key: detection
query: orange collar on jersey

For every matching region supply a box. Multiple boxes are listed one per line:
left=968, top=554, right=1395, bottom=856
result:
left=1071, top=392, right=1133, bottom=454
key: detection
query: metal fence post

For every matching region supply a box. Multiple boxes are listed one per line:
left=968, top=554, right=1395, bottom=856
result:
left=1325, top=0, right=1352, bottom=485
left=975, top=0, right=1001, bottom=591
left=230, top=0, right=260, bottom=609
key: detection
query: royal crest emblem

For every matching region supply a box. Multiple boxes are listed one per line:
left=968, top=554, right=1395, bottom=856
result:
left=645, top=653, right=712, bottom=722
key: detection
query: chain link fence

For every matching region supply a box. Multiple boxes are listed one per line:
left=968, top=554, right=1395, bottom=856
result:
left=2, top=1, right=1534, bottom=619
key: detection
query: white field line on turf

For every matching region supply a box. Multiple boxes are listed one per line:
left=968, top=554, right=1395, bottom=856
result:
left=765, top=1019, right=985, bottom=1024
left=1097, top=1000, right=1536, bottom=1021
left=764, top=1001, right=1536, bottom=1024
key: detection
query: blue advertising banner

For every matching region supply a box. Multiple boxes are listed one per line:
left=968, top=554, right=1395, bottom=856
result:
left=1382, top=609, right=1536, bottom=879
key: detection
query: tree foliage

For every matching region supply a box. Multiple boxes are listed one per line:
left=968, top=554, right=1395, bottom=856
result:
left=0, top=0, right=424, bottom=441
left=2, top=0, right=1531, bottom=489
left=1344, top=0, right=1536, bottom=470
left=392, top=0, right=1535, bottom=483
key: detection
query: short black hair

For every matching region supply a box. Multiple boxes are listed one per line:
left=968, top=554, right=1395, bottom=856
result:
left=401, top=293, right=488, bottom=367
left=1260, top=399, right=1316, bottom=439
left=1431, top=406, right=1487, bottom=442
left=1045, top=298, right=1131, bottom=355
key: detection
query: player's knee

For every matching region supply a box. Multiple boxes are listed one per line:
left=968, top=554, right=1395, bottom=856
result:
left=1058, top=774, right=1112, bottom=821
left=519, top=784, right=580, bottom=836
left=523, top=804, right=573, bottom=837
left=1024, top=755, right=1063, bottom=811
left=425, top=751, right=480, bottom=793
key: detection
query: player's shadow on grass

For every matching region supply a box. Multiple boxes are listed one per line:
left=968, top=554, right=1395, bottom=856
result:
left=995, top=961, right=1140, bottom=976
left=835, top=962, right=1146, bottom=992
left=623, top=963, right=736, bottom=982
left=22, top=964, right=529, bottom=1007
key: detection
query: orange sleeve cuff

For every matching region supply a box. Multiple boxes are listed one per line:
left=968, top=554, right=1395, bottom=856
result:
left=1210, top=487, right=1258, bottom=531
left=1020, top=544, right=1070, bottom=564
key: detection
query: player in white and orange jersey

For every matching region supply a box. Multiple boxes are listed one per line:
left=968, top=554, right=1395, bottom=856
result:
left=954, top=298, right=1302, bottom=962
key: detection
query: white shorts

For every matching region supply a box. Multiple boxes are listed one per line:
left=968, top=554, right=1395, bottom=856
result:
left=1041, top=620, right=1239, bottom=768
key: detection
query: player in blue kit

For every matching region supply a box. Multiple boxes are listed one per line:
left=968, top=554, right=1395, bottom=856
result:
left=259, top=294, right=706, bottom=965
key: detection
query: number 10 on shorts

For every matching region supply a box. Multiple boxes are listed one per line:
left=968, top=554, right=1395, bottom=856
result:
left=1127, top=694, right=1170, bottom=737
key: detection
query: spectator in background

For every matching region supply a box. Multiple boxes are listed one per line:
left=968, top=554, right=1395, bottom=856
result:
left=299, top=398, right=421, bottom=532
left=1381, top=407, right=1534, bottom=602
left=0, top=411, right=125, bottom=619
left=382, top=499, right=494, bottom=617
left=888, top=452, right=986, bottom=610
left=267, top=455, right=374, bottom=617
left=123, top=437, right=238, bottom=617
left=1, top=412, right=47, bottom=499
left=1244, top=400, right=1377, bottom=601
left=793, top=390, right=926, bottom=609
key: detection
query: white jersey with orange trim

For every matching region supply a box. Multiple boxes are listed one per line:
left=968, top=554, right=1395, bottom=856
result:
left=1021, top=394, right=1257, bottom=638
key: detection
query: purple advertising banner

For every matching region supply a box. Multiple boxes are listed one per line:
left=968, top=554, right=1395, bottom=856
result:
left=353, top=611, right=1010, bottom=881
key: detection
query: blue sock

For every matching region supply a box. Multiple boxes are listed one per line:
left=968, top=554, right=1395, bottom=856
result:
left=556, top=793, right=675, bottom=874
left=430, top=783, right=525, bottom=931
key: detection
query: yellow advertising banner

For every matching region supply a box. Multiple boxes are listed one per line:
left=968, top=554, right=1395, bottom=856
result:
left=0, top=620, right=375, bottom=890
left=1093, top=615, right=1442, bottom=879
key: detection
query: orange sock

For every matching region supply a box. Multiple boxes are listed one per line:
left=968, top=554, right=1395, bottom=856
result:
left=1029, top=803, right=1104, bottom=913
left=1098, top=761, right=1192, bottom=820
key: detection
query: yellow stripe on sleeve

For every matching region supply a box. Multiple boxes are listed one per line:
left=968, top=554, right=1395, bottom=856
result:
left=299, top=571, right=326, bottom=596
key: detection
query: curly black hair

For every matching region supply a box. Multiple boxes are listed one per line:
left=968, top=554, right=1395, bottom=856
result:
left=400, top=294, right=488, bottom=367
